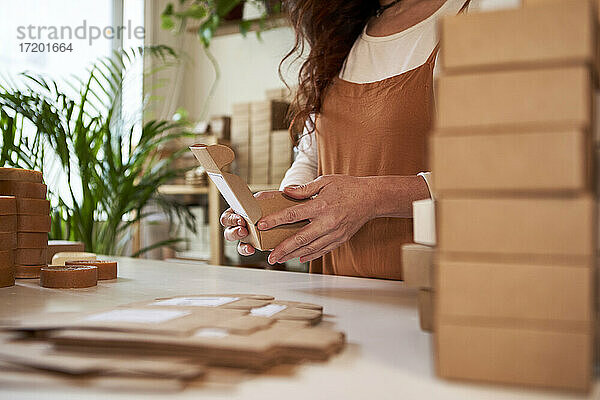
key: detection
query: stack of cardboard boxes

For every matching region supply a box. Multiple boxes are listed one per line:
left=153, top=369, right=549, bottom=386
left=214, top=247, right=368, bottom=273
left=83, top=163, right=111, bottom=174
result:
left=231, top=95, right=293, bottom=187
left=431, top=0, right=597, bottom=391
left=0, top=169, right=50, bottom=280
left=249, top=101, right=289, bottom=185
left=0, top=196, right=16, bottom=288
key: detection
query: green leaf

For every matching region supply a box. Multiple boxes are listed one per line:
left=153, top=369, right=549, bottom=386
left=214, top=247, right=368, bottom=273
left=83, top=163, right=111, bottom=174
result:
left=161, top=15, right=175, bottom=31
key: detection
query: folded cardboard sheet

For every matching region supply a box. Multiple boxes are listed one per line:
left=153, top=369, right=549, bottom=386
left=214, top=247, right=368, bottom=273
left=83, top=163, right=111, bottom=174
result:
left=190, top=144, right=308, bottom=250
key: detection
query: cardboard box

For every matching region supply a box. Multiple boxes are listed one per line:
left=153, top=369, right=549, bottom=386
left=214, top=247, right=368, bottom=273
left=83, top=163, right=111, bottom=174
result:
left=401, top=243, right=434, bottom=289
left=418, top=289, right=434, bottom=332
left=437, top=257, right=593, bottom=322
left=441, top=0, right=597, bottom=74
left=436, top=65, right=592, bottom=132
left=436, top=323, right=592, bottom=391
left=231, top=103, right=250, bottom=145
left=431, top=129, right=591, bottom=195
left=438, top=196, right=595, bottom=260
left=190, top=144, right=308, bottom=251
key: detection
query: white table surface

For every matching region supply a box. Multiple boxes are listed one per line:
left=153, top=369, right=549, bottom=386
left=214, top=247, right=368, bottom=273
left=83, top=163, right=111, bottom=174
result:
left=0, top=257, right=597, bottom=399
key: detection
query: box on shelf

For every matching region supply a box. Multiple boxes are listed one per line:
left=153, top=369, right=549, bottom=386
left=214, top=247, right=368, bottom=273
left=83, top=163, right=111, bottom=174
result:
left=190, top=144, right=307, bottom=251
left=435, top=65, right=592, bottom=132
left=431, top=129, right=592, bottom=195
left=231, top=103, right=251, bottom=146
left=265, top=87, right=296, bottom=102
left=250, top=101, right=289, bottom=134
left=441, top=0, right=598, bottom=75
left=417, top=289, right=434, bottom=332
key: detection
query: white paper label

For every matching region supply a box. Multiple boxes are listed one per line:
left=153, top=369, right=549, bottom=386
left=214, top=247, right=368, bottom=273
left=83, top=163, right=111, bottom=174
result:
left=250, top=304, right=287, bottom=317
left=85, top=309, right=190, bottom=324
left=207, top=173, right=249, bottom=218
left=152, top=297, right=239, bottom=307
left=194, top=328, right=229, bottom=338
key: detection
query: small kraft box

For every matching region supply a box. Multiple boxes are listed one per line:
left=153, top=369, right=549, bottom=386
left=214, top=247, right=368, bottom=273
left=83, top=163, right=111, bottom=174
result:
left=190, top=144, right=308, bottom=251
left=270, top=130, right=294, bottom=185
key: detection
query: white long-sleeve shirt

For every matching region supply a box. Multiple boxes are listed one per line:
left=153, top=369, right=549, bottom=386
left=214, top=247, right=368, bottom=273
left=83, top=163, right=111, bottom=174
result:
left=279, top=0, right=480, bottom=196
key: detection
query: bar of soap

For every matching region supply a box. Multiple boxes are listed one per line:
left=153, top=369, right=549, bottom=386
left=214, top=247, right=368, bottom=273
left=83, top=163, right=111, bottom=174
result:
left=0, top=196, right=16, bottom=215
left=15, top=265, right=43, bottom=279
left=17, top=215, right=51, bottom=233
left=15, top=248, right=47, bottom=266
left=17, top=233, right=48, bottom=249
left=16, top=198, right=50, bottom=215
left=0, top=265, right=15, bottom=288
left=65, top=260, right=117, bottom=280
left=0, top=233, right=17, bottom=251
left=40, top=265, right=98, bottom=288
left=47, top=241, right=85, bottom=264
left=0, top=181, right=47, bottom=199
left=0, top=168, right=43, bottom=183
left=52, top=252, right=96, bottom=266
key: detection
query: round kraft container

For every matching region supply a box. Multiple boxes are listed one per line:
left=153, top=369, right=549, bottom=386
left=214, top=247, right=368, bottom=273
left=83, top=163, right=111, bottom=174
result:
left=15, top=265, right=43, bottom=279
left=17, top=215, right=51, bottom=233
left=0, top=168, right=43, bottom=183
left=0, top=215, right=17, bottom=232
left=0, top=232, right=17, bottom=251
left=15, top=248, right=47, bottom=266
left=17, top=232, right=48, bottom=249
left=0, top=265, right=15, bottom=288
left=0, top=196, right=16, bottom=215
left=40, top=265, right=97, bottom=288
left=0, top=250, right=14, bottom=267
left=16, top=198, right=50, bottom=216
left=65, top=260, right=117, bottom=280
left=0, top=181, right=47, bottom=199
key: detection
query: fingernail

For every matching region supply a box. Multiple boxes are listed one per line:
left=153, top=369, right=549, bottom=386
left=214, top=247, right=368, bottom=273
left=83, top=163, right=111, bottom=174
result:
left=258, top=221, right=267, bottom=230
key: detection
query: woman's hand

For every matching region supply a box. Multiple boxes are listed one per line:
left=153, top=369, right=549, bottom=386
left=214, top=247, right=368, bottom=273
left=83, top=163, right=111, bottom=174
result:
left=220, top=190, right=281, bottom=256
left=257, top=175, right=377, bottom=264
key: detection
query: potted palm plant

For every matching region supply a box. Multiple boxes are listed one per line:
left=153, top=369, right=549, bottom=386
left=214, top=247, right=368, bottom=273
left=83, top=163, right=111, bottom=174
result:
left=0, top=46, right=196, bottom=256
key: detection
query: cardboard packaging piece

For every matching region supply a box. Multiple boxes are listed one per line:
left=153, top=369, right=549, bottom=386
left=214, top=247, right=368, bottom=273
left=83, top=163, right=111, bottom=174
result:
left=65, top=260, right=117, bottom=280
left=15, top=248, right=47, bottom=266
left=40, top=265, right=98, bottom=288
left=0, top=250, right=14, bottom=267
left=250, top=101, right=289, bottom=132
left=413, top=199, right=436, bottom=246
left=15, top=265, right=43, bottom=279
left=0, top=215, right=17, bottom=232
left=0, top=181, right=47, bottom=199
left=190, top=144, right=308, bottom=251
left=17, top=233, right=48, bottom=249
left=436, top=323, right=592, bottom=391
left=0, top=196, right=16, bottom=215
left=47, top=241, right=85, bottom=264
left=0, top=168, right=43, bottom=183
left=441, top=0, right=597, bottom=74
left=0, top=264, right=15, bottom=288
left=437, top=257, right=593, bottom=322
left=431, top=129, right=591, bottom=195
left=418, top=289, right=434, bottom=332
left=15, top=198, right=50, bottom=215
left=437, top=196, right=595, bottom=260
left=0, top=233, right=17, bottom=251
left=401, top=243, right=435, bottom=289
left=17, top=215, right=51, bottom=233
left=436, top=65, right=592, bottom=132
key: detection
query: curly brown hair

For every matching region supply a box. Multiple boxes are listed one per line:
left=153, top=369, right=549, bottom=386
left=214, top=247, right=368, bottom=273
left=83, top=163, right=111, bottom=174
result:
left=280, top=0, right=378, bottom=140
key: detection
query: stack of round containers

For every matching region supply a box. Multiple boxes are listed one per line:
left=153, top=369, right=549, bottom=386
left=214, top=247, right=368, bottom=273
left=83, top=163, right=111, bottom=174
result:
left=0, top=168, right=50, bottom=279
left=0, top=196, right=16, bottom=287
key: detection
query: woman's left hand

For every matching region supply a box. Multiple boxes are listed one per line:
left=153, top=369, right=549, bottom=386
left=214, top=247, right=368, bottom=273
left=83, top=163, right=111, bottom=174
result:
left=258, top=175, right=377, bottom=264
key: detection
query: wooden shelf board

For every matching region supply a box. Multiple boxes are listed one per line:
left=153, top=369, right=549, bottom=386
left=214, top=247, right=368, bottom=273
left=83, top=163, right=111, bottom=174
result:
left=186, top=14, right=288, bottom=38
left=158, top=185, right=209, bottom=195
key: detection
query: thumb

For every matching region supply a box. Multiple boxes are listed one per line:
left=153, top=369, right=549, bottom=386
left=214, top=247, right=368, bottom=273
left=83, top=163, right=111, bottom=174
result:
left=283, top=177, right=328, bottom=199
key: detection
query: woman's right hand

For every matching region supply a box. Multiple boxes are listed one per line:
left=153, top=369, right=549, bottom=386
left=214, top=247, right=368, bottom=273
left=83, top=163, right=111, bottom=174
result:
left=220, top=191, right=280, bottom=256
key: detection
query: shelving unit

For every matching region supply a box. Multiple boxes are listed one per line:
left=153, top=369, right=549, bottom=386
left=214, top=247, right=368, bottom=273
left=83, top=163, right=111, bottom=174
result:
left=186, top=13, right=288, bottom=38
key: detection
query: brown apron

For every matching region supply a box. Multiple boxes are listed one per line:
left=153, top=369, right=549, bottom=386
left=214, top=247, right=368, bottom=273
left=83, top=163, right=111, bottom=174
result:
left=311, top=41, right=440, bottom=280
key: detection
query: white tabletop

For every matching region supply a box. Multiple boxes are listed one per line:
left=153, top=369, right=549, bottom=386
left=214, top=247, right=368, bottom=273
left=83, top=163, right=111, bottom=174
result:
left=0, top=257, right=597, bottom=399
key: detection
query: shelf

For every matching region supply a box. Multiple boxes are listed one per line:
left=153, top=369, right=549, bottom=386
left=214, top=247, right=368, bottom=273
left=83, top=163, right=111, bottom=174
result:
left=187, top=13, right=288, bottom=38
left=158, top=185, right=209, bottom=195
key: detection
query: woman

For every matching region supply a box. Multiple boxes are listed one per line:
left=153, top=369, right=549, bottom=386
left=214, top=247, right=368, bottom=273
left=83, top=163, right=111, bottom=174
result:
left=221, top=0, right=473, bottom=280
